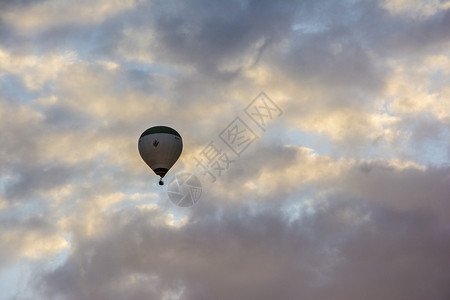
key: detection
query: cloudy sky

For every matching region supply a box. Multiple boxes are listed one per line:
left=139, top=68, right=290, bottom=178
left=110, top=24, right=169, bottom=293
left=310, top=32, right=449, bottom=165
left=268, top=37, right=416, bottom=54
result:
left=1, top=0, right=450, bottom=299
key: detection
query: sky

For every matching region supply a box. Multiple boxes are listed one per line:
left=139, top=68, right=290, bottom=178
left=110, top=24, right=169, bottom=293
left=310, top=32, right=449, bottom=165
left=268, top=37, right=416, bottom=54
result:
left=1, top=0, right=450, bottom=299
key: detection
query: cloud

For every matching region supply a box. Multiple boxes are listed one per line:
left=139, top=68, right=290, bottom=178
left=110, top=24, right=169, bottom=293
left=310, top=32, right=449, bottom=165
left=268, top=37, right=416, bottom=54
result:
left=1, top=0, right=138, bottom=32
left=0, top=47, right=77, bottom=91
left=31, top=176, right=450, bottom=300
left=309, top=195, right=450, bottom=300
left=0, top=215, right=68, bottom=266
left=1, top=0, right=450, bottom=299
left=338, top=161, right=450, bottom=222
left=381, top=0, right=450, bottom=17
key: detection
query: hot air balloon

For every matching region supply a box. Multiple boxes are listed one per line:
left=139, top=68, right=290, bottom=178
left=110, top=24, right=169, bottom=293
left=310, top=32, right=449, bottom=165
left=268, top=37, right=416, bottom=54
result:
left=138, top=126, right=183, bottom=185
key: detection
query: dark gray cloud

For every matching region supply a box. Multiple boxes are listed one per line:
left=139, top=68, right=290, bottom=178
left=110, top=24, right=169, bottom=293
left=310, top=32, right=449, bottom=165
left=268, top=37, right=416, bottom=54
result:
left=266, top=1, right=450, bottom=104
left=368, top=6, right=450, bottom=56
left=148, top=0, right=297, bottom=76
left=31, top=184, right=450, bottom=300
left=271, top=1, right=385, bottom=93
left=311, top=196, right=450, bottom=300
left=337, top=161, right=450, bottom=222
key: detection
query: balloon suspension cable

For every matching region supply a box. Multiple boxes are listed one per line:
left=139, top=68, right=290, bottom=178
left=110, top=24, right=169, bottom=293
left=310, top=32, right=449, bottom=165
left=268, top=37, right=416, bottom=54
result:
left=159, top=177, right=164, bottom=185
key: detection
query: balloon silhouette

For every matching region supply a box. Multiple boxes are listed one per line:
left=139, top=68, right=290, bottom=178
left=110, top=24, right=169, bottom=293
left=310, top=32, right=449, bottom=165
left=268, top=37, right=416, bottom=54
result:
left=138, top=126, right=183, bottom=185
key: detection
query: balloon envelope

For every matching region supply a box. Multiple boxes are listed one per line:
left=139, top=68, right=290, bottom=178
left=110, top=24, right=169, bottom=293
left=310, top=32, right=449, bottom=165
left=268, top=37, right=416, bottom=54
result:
left=138, top=126, right=183, bottom=178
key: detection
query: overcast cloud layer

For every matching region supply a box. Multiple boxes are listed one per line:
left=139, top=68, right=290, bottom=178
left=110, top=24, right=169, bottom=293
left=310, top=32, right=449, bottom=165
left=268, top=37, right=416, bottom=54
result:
left=1, top=1, right=450, bottom=299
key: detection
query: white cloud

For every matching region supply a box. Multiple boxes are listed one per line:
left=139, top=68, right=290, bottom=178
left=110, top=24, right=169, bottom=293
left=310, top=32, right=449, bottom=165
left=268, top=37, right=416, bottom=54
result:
left=1, top=0, right=139, bottom=32
left=386, top=53, right=450, bottom=120
left=0, top=47, right=77, bottom=90
left=381, top=0, right=448, bottom=18
left=0, top=217, right=69, bottom=266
